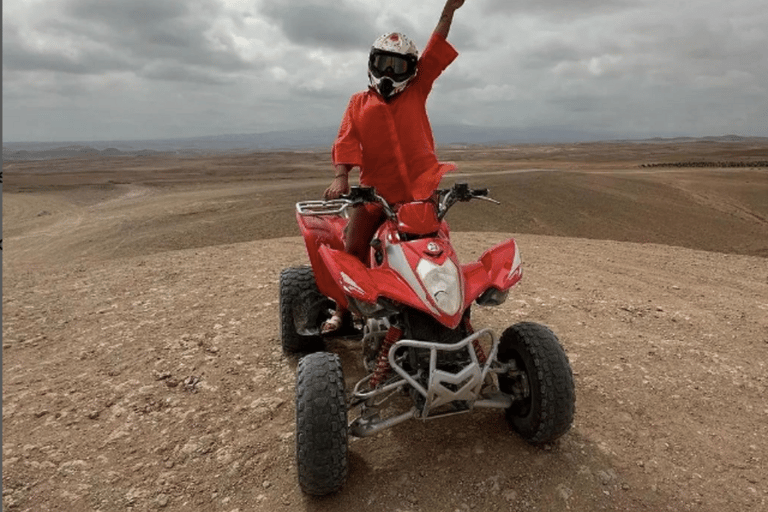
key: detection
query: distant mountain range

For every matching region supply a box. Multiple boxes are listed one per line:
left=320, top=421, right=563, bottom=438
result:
left=3, top=126, right=766, bottom=161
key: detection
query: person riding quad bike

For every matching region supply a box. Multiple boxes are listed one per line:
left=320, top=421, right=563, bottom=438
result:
left=321, top=0, right=467, bottom=334
left=280, top=0, right=575, bottom=496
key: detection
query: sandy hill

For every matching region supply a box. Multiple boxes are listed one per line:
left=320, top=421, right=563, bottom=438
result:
left=2, top=143, right=767, bottom=511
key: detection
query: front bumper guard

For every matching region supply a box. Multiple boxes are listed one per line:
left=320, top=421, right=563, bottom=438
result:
left=349, top=328, right=513, bottom=438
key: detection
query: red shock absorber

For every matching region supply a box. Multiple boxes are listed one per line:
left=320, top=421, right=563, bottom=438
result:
left=369, top=325, right=403, bottom=388
left=464, top=316, right=487, bottom=365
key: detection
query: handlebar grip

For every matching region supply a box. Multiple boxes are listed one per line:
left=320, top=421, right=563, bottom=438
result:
left=473, top=188, right=489, bottom=197
left=342, top=186, right=377, bottom=203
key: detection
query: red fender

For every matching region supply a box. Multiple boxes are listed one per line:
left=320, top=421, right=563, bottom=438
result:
left=462, top=238, right=522, bottom=309
left=296, top=211, right=348, bottom=307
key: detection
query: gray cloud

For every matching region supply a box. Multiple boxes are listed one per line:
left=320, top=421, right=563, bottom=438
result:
left=1, top=21, right=135, bottom=75
left=2, top=0, right=767, bottom=142
left=483, top=0, right=638, bottom=19
left=65, top=0, right=193, bottom=28
left=3, top=0, right=252, bottom=81
left=3, top=40, right=128, bottom=76
left=521, top=42, right=587, bottom=71
left=259, top=0, right=376, bottom=50
left=374, top=12, right=419, bottom=39
left=64, top=0, right=251, bottom=71
left=140, top=62, right=235, bottom=85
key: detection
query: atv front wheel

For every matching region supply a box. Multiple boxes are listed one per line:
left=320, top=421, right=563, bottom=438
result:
left=498, top=322, right=575, bottom=444
left=295, top=352, right=348, bottom=495
left=279, top=266, right=327, bottom=353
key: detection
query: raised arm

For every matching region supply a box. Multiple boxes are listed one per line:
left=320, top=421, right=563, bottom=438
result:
left=434, top=0, right=466, bottom=39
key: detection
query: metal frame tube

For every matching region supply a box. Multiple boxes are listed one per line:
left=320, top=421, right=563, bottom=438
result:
left=349, top=408, right=418, bottom=438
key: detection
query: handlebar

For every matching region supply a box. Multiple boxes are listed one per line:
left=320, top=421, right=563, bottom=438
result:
left=435, top=183, right=490, bottom=200
left=435, top=182, right=500, bottom=219
left=343, top=182, right=500, bottom=220
left=340, top=186, right=396, bottom=218
left=297, top=182, right=498, bottom=219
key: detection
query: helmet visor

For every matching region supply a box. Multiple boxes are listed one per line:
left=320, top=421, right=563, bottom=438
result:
left=370, top=51, right=416, bottom=81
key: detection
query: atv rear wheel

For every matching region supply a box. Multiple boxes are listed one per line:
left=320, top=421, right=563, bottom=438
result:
left=498, top=322, right=575, bottom=444
left=295, top=352, right=348, bottom=495
left=279, top=266, right=327, bottom=353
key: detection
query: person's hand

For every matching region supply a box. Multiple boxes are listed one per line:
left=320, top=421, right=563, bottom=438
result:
left=436, top=0, right=465, bottom=37
left=323, top=174, right=349, bottom=200
left=445, top=0, right=465, bottom=11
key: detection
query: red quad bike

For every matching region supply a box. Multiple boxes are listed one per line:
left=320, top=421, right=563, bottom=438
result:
left=280, top=182, right=575, bottom=496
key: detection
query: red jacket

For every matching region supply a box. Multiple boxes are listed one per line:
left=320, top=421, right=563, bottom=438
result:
left=332, top=33, right=459, bottom=204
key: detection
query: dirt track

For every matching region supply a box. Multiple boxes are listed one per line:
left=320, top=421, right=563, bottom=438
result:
left=3, top=142, right=768, bottom=511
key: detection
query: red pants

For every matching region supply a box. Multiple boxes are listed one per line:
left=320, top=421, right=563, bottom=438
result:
left=344, top=203, right=385, bottom=263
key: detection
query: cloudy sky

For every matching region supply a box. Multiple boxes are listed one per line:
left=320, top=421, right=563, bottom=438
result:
left=3, top=0, right=767, bottom=143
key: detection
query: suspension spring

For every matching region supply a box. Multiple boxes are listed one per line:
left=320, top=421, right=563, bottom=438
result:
left=464, top=316, right=487, bottom=365
left=369, top=325, right=403, bottom=388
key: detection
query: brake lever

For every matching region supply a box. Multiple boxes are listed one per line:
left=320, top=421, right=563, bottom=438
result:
left=474, top=195, right=501, bottom=205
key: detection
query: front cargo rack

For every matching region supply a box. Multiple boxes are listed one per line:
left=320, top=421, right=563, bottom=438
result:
left=296, top=199, right=350, bottom=217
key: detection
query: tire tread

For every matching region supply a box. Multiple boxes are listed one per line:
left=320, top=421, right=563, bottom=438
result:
left=279, top=266, right=323, bottom=353
left=296, top=352, right=348, bottom=495
left=501, top=322, right=575, bottom=444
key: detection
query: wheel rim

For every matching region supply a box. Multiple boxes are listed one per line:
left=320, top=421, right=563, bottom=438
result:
left=499, top=351, right=532, bottom=417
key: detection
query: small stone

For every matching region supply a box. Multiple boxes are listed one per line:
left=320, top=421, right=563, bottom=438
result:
left=502, top=490, right=517, bottom=502
left=262, top=480, right=272, bottom=489
left=557, top=484, right=573, bottom=501
left=58, top=460, right=88, bottom=474
left=156, top=494, right=170, bottom=507
left=153, top=370, right=172, bottom=381
left=597, top=470, right=614, bottom=485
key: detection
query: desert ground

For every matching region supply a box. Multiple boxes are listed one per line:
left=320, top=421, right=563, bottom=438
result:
left=2, top=141, right=768, bottom=512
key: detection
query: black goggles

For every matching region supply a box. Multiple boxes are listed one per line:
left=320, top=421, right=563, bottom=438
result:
left=369, top=51, right=417, bottom=80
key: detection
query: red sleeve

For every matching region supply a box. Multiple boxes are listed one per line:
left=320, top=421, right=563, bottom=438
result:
left=413, top=33, right=459, bottom=94
left=332, top=95, right=363, bottom=168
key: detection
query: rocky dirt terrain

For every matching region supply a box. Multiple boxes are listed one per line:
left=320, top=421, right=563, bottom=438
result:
left=3, top=141, right=768, bottom=511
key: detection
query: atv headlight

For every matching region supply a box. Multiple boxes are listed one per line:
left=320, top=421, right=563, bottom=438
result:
left=416, top=259, right=461, bottom=315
